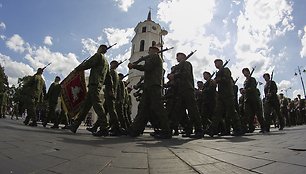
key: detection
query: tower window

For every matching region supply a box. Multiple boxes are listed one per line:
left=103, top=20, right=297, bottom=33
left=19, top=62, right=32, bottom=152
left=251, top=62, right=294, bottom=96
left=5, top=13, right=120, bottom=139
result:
left=142, top=27, right=146, bottom=33
left=140, top=40, right=145, bottom=52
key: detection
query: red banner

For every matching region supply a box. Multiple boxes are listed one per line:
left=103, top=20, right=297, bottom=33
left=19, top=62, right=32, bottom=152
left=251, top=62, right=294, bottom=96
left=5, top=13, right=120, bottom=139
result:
left=61, top=71, right=87, bottom=118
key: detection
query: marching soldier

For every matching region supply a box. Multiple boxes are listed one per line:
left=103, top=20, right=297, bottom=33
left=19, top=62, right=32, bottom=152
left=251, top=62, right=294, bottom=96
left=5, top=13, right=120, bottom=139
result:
left=128, top=46, right=171, bottom=139
left=116, top=73, right=128, bottom=130
left=23, top=68, right=46, bottom=126
left=195, top=81, right=204, bottom=112
left=201, top=71, right=216, bottom=131
left=91, top=60, right=123, bottom=136
left=167, top=52, right=204, bottom=138
left=279, top=93, right=290, bottom=127
left=68, top=44, right=113, bottom=136
left=242, top=68, right=266, bottom=133
left=208, top=59, right=243, bottom=137
left=43, top=76, right=61, bottom=128
left=263, top=73, right=284, bottom=131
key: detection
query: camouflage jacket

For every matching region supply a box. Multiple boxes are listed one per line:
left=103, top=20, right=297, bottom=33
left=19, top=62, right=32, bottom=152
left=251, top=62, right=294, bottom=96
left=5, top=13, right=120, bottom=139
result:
left=133, top=54, right=163, bottom=89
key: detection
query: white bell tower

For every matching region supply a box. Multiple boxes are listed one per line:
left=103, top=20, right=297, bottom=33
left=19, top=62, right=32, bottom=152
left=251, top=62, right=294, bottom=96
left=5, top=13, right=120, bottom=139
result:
left=128, top=10, right=167, bottom=118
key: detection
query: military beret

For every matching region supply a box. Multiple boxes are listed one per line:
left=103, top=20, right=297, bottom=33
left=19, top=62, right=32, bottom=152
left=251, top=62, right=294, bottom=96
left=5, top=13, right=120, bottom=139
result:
left=214, top=59, right=223, bottom=63
left=176, top=52, right=186, bottom=57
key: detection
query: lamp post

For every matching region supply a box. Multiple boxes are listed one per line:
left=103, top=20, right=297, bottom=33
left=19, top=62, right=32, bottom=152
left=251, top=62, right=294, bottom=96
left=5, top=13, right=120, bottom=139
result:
left=295, top=66, right=306, bottom=98
left=159, top=29, right=168, bottom=60
left=281, top=87, right=292, bottom=97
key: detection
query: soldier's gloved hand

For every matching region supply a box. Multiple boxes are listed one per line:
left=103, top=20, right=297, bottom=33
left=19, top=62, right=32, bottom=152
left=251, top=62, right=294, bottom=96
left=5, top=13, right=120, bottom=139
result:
left=128, top=63, right=135, bottom=69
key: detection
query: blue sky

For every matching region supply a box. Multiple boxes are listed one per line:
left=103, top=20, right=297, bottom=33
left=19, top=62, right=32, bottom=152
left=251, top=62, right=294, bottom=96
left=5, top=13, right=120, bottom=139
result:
left=0, top=0, right=305, bottom=99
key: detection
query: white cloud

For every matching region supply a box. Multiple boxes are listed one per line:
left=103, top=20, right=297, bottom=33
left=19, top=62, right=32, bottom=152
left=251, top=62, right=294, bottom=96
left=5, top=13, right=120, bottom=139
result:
left=6, top=34, right=28, bottom=53
left=81, top=38, right=99, bottom=55
left=44, top=36, right=53, bottom=46
left=81, top=27, right=134, bottom=56
left=300, top=26, right=306, bottom=58
left=113, top=0, right=134, bottom=12
left=24, top=46, right=79, bottom=77
left=103, top=28, right=134, bottom=48
left=0, top=53, right=35, bottom=85
left=298, top=29, right=302, bottom=37
left=235, top=0, right=294, bottom=76
left=0, top=35, right=5, bottom=40
left=0, top=22, right=6, bottom=30
left=278, top=80, right=291, bottom=92
left=157, top=0, right=216, bottom=42
left=157, top=0, right=220, bottom=80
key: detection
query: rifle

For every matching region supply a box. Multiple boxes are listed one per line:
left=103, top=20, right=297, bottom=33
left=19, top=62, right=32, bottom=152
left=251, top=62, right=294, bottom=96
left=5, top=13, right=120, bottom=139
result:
left=82, top=43, right=117, bottom=64
left=42, top=62, right=52, bottom=71
left=250, top=66, right=256, bottom=77
left=186, top=50, right=197, bottom=59
left=122, top=73, right=129, bottom=79
left=75, top=43, right=117, bottom=70
left=117, top=58, right=128, bottom=66
left=234, top=77, right=239, bottom=84
left=106, top=43, right=117, bottom=50
left=132, top=47, right=174, bottom=65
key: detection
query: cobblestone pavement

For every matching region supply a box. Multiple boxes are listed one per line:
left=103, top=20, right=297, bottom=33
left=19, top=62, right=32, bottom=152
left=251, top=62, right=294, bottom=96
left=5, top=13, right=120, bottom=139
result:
left=1, top=118, right=306, bottom=174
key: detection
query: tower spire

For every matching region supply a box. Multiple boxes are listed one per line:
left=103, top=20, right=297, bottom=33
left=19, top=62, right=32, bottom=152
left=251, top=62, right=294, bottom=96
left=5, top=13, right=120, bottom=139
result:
left=147, top=9, right=152, bottom=21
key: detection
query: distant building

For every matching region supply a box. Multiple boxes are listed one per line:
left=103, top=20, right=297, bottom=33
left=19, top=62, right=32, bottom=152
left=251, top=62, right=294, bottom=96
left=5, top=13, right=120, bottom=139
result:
left=127, top=10, right=167, bottom=118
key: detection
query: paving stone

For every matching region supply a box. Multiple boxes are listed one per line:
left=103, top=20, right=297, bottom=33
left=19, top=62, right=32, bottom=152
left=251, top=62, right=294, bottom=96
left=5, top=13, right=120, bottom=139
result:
left=255, top=151, right=306, bottom=166
left=101, top=166, right=148, bottom=174
left=148, top=147, right=177, bottom=160
left=212, top=153, right=272, bottom=169
left=187, top=145, right=227, bottom=156
left=111, top=153, right=148, bottom=169
left=47, top=154, right=112, bottom=174
left=2, top=119, right=306, bottom=173
left=253, top=162, right=306, bottom=174
left=170, top=148, right=218, bottom=166
left=0, top=154, right=67, bottom=173
left=194, top=162, right=257, bottom=174
left=149, top=158, right=196, bottom=174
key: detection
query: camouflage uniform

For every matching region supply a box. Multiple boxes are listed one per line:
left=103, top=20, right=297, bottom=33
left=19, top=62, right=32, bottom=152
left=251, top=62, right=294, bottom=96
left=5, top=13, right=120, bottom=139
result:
left=171, top=60, right=203, bottom=136
left=129, top=51, right=171, bottom=137
left=43, top=78, right=61, bottom=128
left=70, top=48, right=112, bottom=134
left=200, top=79, right=216, bottom=130
left=263, top=79, right=284, bottom=131
left=243, top=76, right=266, bottom=132
left=209, top=67, right=242, bottom=136
left=116, top=79, right=128, bottom=129
left=23, top=71, right=46, bottom=126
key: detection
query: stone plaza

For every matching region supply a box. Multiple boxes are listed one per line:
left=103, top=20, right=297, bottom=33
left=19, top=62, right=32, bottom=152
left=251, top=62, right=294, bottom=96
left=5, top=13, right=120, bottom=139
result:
left=1, top=118, right=306, bottom=174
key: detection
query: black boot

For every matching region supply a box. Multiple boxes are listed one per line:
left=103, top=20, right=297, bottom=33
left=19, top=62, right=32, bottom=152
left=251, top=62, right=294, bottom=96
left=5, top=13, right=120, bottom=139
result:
left=154, top=131, right=172, bottom=139
left=86, top=127, right=98, bottom=133
left=93, top=129, right=109, bottom=137
left=67, top=124, right=79, bottom=133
